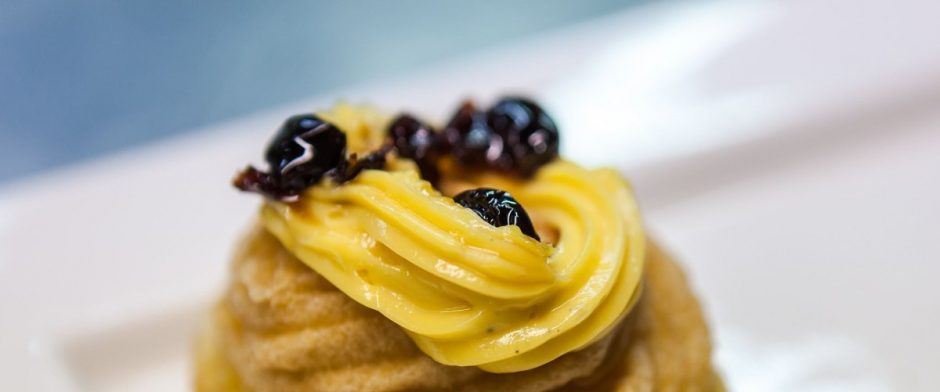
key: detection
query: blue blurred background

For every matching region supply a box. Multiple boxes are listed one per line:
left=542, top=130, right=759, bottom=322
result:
left=0, top=0, right=647, bottom=183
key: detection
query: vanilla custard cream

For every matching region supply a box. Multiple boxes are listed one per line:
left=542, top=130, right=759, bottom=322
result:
left=256, top=104, right=646, bottom=372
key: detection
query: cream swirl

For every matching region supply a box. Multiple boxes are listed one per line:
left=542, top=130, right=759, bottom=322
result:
left=261, top=156, right=645, bottom=373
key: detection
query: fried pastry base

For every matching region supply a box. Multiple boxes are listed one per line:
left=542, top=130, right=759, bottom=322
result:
left=194, top=227, right=722, bottom=391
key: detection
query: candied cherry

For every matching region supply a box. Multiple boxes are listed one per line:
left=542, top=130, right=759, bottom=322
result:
left=388, top=114, right=442, bottom=183
left=487, top=97, right=559, bottom=176
left=444, top=102, right=508, bottom=168
left=235, top=114, right=349, bottom=200
left=453, top=187, right=540, bottom=241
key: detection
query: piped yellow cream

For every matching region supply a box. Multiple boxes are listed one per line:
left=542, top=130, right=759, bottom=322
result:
left=258, top=104, right=646, bottom=372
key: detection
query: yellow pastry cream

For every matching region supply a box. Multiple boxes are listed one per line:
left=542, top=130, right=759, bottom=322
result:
left=234, top=101, right=645, bottom=373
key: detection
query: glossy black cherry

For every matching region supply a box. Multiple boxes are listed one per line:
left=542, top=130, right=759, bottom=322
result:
left=388, top=114, right=442, bottom=183
left=265, top=114, right=346, bottom=192
left=453, top=188, right=540, bottom=241
left=389, top=114, right=436, bottom=161
left=444, top=102, right=508, bottom=168
left=487, top=97, right=559, bottom=176
left=236, top=114, right=360, bottom=200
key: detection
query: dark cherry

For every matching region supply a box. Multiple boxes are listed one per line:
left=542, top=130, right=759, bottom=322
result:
left=388, top=114, right=442, bottom=183
left=389, top=114, right=436, bottom=161
left=235, top=114, right=351, bottom=200
left=265, top=114, right=347, bottom=192
left=453, top=188, right=540, bottom=241
left=444, top=102, right=508, bottom=168
left=487, top=97, right=559, bottom=176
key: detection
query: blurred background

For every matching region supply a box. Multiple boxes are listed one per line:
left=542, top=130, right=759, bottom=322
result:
left=2, top=0, right=939, bottom=391
left=0, top=0, right=644, bottom=183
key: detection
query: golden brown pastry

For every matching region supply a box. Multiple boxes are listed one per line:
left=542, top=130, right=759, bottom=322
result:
left=194, top=99, right=721, bottom=391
